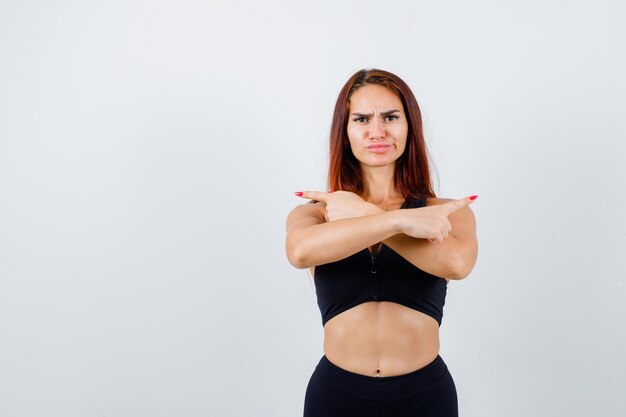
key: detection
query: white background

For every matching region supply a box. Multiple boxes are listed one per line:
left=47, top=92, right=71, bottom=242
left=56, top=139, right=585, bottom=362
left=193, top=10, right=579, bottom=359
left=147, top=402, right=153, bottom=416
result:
left=1, top=1, right=625, bottom=416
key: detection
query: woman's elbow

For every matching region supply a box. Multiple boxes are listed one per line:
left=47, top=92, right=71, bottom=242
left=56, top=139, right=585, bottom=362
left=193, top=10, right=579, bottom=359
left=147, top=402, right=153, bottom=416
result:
left=287, top=251, right=309, bottom=269
left=448, top=265, right=471, bottom=280
left=285, top=238, right=310, bottom=269
left=448, top=249, right=477, bottom=280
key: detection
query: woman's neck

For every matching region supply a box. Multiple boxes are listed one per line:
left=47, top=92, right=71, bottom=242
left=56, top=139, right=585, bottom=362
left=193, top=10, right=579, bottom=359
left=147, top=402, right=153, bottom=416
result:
left=361, top=164, right=402, bottom=205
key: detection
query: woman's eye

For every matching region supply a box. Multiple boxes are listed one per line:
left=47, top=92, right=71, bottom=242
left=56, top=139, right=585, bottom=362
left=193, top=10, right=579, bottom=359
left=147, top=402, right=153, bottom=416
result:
left=386, top=115, right=399, bottom=121
left=353, top=117, right=367, bottom=123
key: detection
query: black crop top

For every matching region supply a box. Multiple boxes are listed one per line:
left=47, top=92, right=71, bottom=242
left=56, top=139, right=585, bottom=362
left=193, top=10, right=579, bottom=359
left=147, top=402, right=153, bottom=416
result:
left=313, top=195, right=448, bottom=327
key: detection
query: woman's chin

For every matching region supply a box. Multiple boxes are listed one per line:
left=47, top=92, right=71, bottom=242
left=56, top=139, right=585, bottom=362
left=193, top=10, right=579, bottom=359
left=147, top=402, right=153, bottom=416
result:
left=358, top=157, right=399, bottom=168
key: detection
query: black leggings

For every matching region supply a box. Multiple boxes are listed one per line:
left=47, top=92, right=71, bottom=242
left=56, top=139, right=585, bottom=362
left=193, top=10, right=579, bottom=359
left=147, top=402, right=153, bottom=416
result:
left=303, top=354, right=458, bottom=417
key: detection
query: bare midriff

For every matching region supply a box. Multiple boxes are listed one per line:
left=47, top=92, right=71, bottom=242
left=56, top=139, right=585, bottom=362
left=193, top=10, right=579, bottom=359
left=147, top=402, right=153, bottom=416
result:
left=321, top=300, right=441, bottom=377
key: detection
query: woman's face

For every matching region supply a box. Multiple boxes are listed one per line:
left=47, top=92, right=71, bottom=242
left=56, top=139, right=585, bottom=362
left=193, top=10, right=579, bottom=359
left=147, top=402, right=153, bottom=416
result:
left=346, top=84, right=409, bottom=169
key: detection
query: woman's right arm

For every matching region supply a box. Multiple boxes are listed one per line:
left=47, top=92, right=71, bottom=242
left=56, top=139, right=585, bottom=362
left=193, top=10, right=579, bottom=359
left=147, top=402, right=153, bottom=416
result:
left=285, top=202, right=404, bottom=269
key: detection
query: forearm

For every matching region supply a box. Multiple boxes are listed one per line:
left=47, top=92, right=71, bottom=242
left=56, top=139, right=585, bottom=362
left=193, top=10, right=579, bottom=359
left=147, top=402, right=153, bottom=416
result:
left=371, top=206, right=471, bottom=279
left=380, top=210, right=477, bottom=280
left=383, top=233, right=465, bottom=279
left=289, top=210, right=404, bottom=268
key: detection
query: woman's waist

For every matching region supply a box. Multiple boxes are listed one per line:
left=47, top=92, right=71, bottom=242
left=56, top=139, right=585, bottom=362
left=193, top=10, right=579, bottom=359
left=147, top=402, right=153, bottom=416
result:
left=322, top=303, right=440, bottom=377
left=322, top=336, right=440, bottom=377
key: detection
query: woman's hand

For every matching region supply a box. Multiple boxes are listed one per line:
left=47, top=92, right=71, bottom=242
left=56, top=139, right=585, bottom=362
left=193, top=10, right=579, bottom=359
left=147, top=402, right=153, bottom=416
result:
left=399, top=196, right=477, bottom=244
left=295, top=190, right=379, bottom=222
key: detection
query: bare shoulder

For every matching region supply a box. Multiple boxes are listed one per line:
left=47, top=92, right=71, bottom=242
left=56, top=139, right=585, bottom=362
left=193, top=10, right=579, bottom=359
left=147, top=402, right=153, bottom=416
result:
left=286, top=201, right=326, bottom=231
left=287, top=200, right=325, bottom=218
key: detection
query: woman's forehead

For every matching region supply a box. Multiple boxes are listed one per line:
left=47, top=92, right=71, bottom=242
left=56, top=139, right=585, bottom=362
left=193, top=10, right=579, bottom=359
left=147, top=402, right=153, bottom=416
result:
left=349, top=85, right=402, bottom=111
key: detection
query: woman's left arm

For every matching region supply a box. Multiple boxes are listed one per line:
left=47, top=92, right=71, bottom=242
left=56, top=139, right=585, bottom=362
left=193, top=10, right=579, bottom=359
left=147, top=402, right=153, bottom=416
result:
left=382, top=198, right=478, bottom=280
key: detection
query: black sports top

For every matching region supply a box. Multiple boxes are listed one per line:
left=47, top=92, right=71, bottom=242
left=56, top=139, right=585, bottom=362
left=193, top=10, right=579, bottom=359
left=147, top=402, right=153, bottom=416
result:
left=313, top=195, right=448, bottom=327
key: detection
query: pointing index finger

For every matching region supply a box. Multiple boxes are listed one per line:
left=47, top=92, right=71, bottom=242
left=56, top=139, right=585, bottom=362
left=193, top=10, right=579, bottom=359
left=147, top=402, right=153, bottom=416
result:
left=298, top=190, right=331, bottom=203
left=442, top=195, right=476, bottom=215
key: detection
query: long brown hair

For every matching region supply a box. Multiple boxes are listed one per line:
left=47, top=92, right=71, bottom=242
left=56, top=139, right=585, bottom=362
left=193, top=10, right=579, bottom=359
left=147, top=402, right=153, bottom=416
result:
left=327, top=68, right=437, bottom=202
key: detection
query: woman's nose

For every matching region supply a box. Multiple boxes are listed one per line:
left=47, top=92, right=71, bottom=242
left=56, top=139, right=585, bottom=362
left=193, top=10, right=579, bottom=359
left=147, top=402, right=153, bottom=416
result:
left=369, top=119, right=386, bottom=139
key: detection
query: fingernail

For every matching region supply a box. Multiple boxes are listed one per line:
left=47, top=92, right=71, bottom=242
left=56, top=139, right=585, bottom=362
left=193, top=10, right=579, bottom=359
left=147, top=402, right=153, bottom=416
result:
left=469, top=195, right=478, bottom=200
left=295, top=191, right=303, bottom=196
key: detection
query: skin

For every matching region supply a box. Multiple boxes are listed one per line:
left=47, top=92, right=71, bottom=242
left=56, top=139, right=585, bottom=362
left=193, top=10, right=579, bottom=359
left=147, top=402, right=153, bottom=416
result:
left=285, top=84, right=478, bottom=377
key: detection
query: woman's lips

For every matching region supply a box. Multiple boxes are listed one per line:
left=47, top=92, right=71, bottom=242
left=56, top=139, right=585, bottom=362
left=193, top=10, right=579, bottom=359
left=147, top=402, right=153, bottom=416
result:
left=367, top=144, right=392, bottom=153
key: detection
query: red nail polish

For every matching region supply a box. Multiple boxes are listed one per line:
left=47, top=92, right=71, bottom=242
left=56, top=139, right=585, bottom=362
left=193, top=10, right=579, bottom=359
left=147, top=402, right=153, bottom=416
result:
left=469, top=195, right=478, bottom=200
left=295, top=191, right=303, bottom=196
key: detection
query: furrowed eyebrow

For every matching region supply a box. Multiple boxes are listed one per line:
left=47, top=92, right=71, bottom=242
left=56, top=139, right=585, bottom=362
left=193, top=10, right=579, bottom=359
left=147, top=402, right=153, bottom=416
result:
left=350, top=109, right=401, bottom=117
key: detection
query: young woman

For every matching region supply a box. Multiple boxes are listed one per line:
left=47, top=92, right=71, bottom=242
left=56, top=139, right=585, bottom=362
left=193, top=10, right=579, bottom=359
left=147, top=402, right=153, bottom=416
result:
left=286, top=68, right=478, bottom=417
